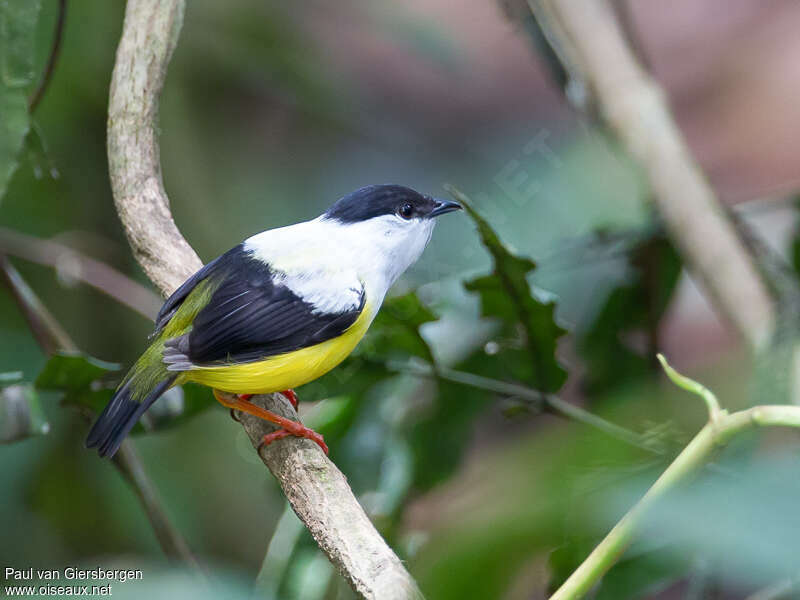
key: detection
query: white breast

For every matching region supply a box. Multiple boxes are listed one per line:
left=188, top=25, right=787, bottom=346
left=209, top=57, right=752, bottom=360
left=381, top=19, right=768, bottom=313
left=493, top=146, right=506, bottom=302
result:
left=243, top=213, right=435, bottom=313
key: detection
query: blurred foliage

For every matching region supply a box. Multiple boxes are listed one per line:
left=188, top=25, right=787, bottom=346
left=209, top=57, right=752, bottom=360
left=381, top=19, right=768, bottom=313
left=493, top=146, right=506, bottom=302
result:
left=578, top=228, right=681, bottom=396
left=35, top=352, right=217, bottom=434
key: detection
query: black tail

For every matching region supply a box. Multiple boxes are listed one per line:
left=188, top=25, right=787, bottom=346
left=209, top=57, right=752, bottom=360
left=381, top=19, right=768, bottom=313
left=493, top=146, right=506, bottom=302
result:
left=85, top=375, right=176, bottom=458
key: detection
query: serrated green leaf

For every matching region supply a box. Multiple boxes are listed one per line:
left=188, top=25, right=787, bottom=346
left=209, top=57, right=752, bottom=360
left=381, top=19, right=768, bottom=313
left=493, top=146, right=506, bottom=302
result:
left=448, top=185, right=567, bottom=392
left=35, top=352, right=120, bottom=392
left=0, top=383, right=49, bottom=443
left=0, top=0, right=42, bottom=200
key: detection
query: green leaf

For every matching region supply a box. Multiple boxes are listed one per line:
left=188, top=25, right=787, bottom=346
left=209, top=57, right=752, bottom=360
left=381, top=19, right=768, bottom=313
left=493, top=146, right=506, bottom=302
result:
left=369, top=293, right=437, bottom=363
left=579, top=232, right=680, bottom=395
left=0, top=383, right=49, bottom=443
left=447, top=185, right=567, bottom=392
left=1, top=0, right=41, bottom=86
left=36, top=352, right=120, bottom=392
left=0, top=0, right=42, bottom=200
left=35, top=353, right=214, bottom=433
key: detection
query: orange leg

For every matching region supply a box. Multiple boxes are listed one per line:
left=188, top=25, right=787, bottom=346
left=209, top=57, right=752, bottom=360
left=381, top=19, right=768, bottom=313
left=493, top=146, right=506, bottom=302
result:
left=213, top=390, right=328, bottom=454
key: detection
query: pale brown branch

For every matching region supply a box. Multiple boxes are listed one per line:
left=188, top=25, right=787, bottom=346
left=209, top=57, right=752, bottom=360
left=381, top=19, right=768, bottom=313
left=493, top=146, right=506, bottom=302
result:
left=525, top=0, right=775, bottom=350
left=0, top=226, right=161, bottom=321
left=106, top=1, right=423, bottom=597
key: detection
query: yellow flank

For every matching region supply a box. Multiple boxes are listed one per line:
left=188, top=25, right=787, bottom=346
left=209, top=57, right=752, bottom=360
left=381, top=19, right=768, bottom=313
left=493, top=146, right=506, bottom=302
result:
left=179, top=301, right=375, bottom=394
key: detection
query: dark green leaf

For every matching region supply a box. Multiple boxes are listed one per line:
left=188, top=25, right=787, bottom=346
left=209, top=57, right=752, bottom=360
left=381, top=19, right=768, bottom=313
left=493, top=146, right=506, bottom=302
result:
left=35, top=352, right=120, bottom=392
left=1, top=0, right=41, bottom=86
left=369, top=293, right=437, bottom=363
left=447, top=185, right=567, bottom=392
left=35, top=353, right=216, bottom=433
left=579, top=232, right=680, bottom=395
left=0, top=0, right=42, bottom=199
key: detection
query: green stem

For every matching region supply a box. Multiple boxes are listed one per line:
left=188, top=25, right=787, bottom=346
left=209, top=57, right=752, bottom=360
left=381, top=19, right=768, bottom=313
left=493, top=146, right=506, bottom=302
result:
left=393, top=361, right=655, bottom=453
left=549, top=405, right=800, bottom=600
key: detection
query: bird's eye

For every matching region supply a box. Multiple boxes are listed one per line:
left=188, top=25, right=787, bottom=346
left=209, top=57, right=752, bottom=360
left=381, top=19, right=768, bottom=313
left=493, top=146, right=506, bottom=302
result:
left=398, top=203, right=414, bottom=219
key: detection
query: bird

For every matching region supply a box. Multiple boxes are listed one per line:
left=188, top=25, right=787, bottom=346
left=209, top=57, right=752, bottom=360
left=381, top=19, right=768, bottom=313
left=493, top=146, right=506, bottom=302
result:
left=86, top=184, right=461, bottom=458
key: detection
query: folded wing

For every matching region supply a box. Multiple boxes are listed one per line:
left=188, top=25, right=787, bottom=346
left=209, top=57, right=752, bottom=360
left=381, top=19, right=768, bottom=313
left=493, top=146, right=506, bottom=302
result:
left=161, top=245, right=365, bottom=369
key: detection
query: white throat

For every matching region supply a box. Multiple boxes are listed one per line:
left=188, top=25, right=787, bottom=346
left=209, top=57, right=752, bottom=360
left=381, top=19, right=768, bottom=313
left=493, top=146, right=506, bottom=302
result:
left=244, top=214, right=436, bottom=310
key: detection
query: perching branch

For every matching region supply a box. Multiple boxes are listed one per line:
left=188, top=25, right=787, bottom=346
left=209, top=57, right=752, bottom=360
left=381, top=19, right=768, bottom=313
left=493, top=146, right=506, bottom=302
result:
left=106, top=1, right=423, bottom=598
left=524, top=0, right=775, bottom=350
left=549, top=356, right=800, bottom=600
left=0, top=255, right=199, bottom=569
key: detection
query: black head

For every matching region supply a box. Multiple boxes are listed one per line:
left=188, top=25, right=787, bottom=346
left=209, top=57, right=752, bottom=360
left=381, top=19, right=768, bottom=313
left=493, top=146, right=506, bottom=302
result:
left=323, top=184, right=461, bottom=224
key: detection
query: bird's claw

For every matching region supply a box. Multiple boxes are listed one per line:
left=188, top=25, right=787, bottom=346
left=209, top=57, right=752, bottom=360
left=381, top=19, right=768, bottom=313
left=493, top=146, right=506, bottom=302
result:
left=258, top=424, right=328, bottom=455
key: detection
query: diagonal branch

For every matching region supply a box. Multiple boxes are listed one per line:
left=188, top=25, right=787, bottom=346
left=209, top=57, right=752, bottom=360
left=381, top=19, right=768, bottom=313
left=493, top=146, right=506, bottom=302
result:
left=524, top=0, right=775, bottom=350
left=106, top=1, right=422, bottom=598
left=0, top=226, right=162, bottom=321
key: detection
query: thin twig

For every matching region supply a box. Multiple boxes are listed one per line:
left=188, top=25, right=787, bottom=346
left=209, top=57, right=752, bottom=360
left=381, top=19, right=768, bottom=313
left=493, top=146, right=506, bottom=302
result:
left=0, top=255, right=200, bottom=569
left=0, top=227, right=161, bottom=321
left=113, top=442, right=202, bottom=570
left=106, top=1, right=422, bottom=597
left=393, top=361, right=656, bottom=453
left=1, top=256, right=76, bottom=354
left=29, top=0, right=67, bottom=113
left=657, top=354, right=722, bottom=421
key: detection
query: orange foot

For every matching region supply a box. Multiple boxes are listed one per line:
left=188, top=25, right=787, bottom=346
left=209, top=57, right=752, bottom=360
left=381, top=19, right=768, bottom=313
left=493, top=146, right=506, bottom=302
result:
left=213, top=390, right=327, bottom=454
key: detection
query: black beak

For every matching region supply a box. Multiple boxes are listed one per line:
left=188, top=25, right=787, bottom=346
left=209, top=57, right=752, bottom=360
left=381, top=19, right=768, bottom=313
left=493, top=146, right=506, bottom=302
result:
left=429, top=199, right=462, bottom=218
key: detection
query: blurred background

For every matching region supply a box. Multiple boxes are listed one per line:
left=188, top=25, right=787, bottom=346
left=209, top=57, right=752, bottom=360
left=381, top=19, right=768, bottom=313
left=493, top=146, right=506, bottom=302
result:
left=2, top=1, right=800, bottom=598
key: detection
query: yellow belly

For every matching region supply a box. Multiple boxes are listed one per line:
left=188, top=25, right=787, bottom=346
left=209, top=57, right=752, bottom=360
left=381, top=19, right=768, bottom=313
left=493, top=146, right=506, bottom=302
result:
left=181, top=303, right=374, bottom=394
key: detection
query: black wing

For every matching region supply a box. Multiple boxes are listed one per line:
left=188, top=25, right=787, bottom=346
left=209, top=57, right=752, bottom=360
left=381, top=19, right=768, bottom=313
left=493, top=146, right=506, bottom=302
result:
left=162, top=246, right=365, bottom=368
left=154, top=253, right=226, bottom=333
